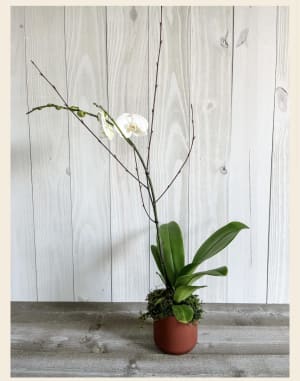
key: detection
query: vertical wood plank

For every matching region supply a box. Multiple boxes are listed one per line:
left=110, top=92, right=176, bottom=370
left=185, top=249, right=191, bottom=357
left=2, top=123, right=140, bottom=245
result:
left=149, top=6, right=191, bottom=290
left=11, top=7, right=37, bottom=300
left=11, top=6, right=289, bottom=303
left=267, top=7, right=289, bottom=303
left=107, top=6, right=149, bottom=301
left=25, top=7, right=74, bottom=300
left=65, top=7, right=111, bottom=301
left=189, top=7, right=233, bottom=302
left=228, top=7, right=277, bottom=302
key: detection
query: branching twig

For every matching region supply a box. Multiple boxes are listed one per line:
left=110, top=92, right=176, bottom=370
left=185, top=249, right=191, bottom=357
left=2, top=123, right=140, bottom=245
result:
left=146, top=6, right=163, bottom=171
left=28, top=60, right=147, bottom=189
left=134, top=151, right=155, bottom=223
left=156, top=104, right=196, bottom=202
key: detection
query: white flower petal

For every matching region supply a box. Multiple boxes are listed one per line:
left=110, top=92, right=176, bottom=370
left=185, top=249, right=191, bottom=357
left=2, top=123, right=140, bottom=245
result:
left=116, top=113, right=148, bottom=139
left=115, top=114, right=132, bottom=138
left=104, top=125, right=115, bottom=140
left=131, top=114, right=148, bottom=136
left=97, top=112, right=115, bottom=140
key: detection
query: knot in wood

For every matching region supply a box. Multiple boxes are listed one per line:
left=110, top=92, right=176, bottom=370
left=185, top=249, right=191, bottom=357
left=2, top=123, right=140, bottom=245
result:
left=220, top=37, right=229, bottom=48
left=220, top=166, right=228, bottom=175
left=129, top=359, right=137, bottom=369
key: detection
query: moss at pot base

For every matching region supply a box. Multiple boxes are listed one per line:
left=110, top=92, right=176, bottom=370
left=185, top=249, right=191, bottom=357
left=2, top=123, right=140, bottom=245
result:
left=154, top=316, right=198, bottom=355
left=140, top=288, right=203, bottom=322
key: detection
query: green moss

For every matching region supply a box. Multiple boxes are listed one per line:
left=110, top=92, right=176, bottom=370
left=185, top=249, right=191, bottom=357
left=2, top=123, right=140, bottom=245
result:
left=140, top=288, right=203, bottom=322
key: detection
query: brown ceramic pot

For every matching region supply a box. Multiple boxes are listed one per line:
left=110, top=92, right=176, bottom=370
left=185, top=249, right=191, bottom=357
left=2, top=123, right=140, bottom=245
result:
left=153, top=316, right=198, bottom=355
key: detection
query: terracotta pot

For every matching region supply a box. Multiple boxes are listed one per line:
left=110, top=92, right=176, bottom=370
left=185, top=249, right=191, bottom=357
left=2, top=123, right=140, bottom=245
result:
left=153, top=316, right=198, bottom=355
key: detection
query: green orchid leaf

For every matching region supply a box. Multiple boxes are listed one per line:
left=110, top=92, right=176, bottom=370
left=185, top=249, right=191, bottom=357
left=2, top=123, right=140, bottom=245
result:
left=174, top=285, right=207, bottom=303
left=172, top=304, right=194, bottom=324
left=192, top=221, right=249, bottom=266
left=156, top=272, right=166, bottom=286
left=167, top=221, right=185, bottom=274
left=177, top=263, right=199, bottom=278
left=159, top=221, right=185, bottom=285
left=175, top=266, right=228, bottom=287
left=159, top=224, right=175, bottom=285
left=151, top=245, right=164, bottom=278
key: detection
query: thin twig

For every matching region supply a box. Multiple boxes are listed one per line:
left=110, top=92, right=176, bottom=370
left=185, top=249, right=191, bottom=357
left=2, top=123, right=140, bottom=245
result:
left=134, top=151, right=155, bottom=223
left=29, top=60, right=147, bottom=189
left=156, top=104, right=196, bottom=202
left=26, top=103, right=97, bottom=118
left=146, top=6, right=163, bottom=170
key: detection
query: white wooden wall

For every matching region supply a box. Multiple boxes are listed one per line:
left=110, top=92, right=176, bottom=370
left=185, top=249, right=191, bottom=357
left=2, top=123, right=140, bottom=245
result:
left=11, top=6, right=289, bottom=303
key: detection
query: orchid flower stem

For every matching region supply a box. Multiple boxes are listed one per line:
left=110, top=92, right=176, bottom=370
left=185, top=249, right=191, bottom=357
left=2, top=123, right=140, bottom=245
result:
left=133, top=151, right=155, bottom=223
left=94, top=101, right=168, bottom=282
left=93, top=102, right=169, bottom=284
left=128, top=142, right=169, bottom=285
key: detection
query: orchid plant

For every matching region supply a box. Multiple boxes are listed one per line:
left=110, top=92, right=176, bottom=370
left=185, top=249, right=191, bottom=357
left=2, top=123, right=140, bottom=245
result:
left=27, top=7, right=248, bottom=324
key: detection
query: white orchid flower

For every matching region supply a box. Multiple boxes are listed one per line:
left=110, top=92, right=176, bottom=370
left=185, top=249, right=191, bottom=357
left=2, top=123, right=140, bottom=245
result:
left=97, top=111, right=115, bottom=140
left=115, top=113, right=148, bottom=138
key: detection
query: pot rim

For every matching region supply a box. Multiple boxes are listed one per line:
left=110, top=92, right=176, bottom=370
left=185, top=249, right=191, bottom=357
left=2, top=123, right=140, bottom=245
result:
left=153, top=315, right=199, bottom=325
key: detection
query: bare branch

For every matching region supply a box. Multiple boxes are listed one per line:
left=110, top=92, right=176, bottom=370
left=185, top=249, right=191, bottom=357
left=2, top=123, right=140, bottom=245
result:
left=133, top=151, right=155, bottom=223
left=29, top=61, right=147, bottom=189
left=156, top=104, right=196, bottom=202
left=146, top=6, right=163, bottom=171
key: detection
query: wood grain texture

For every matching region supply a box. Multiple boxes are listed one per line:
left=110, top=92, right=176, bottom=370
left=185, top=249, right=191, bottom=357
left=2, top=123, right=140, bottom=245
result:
left=64, top=7, right=111, bottom=301
left=189, top=7, right=233, bottom=302
left=11, top=7, right=289, bottom=303
left=25, top=7, right=74, bottom=300
left=11, top=351, right=289, bottom=377
left=149, top=7, right=191, bottom=290
left=11, top=302, right=289, bottom=377
left=12, top=319, right=289, bottom=355
left=267, top=7, right=289, bottom=303
left=11, top=7, right=37, bottom=301
left=107, top=6, right=150, bottom=301
left=11, top=301, right=290, bottom=322
left=227, top=6, right=277, bottom=302
left=12, top=329, right=289, bottom=356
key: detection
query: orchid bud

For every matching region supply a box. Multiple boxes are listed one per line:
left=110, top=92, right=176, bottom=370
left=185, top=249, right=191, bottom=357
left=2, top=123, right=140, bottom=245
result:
left=77, top=110, right=86, bottom=117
